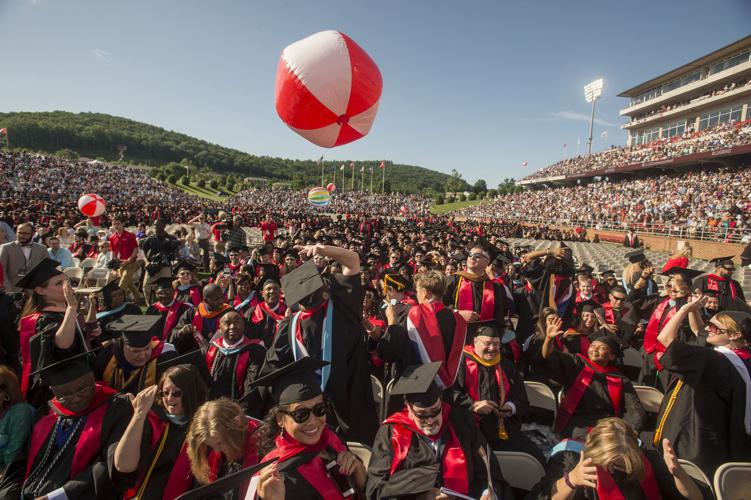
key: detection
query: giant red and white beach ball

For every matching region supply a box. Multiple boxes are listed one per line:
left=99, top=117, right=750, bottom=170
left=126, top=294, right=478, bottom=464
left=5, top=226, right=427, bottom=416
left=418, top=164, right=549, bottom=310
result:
left=275, top=30, right=382, bottom=148
left=77, top=193, right=106, bottom=217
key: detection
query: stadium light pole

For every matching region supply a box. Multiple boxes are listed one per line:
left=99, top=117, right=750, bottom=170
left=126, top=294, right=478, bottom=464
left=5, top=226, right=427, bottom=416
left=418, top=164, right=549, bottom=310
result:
left=584, top=78, right=604, bottom=156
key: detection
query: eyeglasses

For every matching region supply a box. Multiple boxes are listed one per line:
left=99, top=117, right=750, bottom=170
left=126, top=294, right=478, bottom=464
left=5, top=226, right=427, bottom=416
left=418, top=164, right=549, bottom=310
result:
left=468, top=252, right=489, bottom=260
left=708, top=323, right=729, bottom=335
left=279, top=401, right=328, bottom=424
left=409, top=404, right=442, bottom=421
left=158, top=388, right=182, bottom=398
left=54, top=384, right=93, bottom=403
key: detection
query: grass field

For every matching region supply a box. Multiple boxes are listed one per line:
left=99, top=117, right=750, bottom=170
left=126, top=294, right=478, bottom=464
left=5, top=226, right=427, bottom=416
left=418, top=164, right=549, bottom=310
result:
left=170, top=180, right=239, bottom=201
left=431, top=199, right=483, bottom=215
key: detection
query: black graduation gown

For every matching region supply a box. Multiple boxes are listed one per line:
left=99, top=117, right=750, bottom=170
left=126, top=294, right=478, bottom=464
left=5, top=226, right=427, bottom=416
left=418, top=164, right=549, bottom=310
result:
left=94, top=340, right=177, bottom=396
left=202, top=340, right=265, bottom=401
left=21, top=392, right=134, bottom=499
left=543, top=349, right=645, bottom=439
left=525, top=448, right=699, bottom=500
left=443, top=274, right=507, bottom=333
left=97, top=303, right=142, bottom=342
left=265, top=273, right=379, bottom=444
left=0, top=292, right=20, bottom=375
left=450, top=353, right=545, bottom=463
left=144, top=301, right=194, bottom=344
left=107, top=409, right=187, bottom=500
left=366, top=406, right=513, bottom=499
left=247, top=302, right=285, bottom=348
left=693, top=274, right=746, bottom=311
left=653, top=340, right=751, bottom=477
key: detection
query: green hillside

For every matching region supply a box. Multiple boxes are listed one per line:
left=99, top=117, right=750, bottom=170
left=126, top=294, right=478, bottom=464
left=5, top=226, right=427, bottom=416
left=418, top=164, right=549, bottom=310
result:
left=0, top=111, right=465, bottom=194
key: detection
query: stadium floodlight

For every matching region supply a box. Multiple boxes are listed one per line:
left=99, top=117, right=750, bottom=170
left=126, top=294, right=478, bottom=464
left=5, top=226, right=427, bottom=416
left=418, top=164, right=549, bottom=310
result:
left=584, top=78, right=604, bottom=155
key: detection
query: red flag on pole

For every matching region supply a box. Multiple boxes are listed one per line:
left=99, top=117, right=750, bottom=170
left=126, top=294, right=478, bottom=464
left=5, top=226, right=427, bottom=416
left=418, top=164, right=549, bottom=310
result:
left=0, top=128, right=6, bottom=135
left=378, top=160, right=385, bottom=169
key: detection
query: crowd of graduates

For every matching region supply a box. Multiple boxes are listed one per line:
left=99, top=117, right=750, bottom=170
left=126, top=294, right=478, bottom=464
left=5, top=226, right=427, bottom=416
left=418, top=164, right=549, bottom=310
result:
left=0, top=208, right=748, bottom=500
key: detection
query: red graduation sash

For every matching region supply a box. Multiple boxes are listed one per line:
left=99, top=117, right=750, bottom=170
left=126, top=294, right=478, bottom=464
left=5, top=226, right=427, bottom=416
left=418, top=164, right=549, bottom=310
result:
left=26, top=384, right=118, bottom=479
left=205, top=337, right=262, bottom=395
left=152, top=301, right=186, bottom=341
left=385, top=405, right=469, bottom=495
left=706, top=274, right=738, bottom=300
left=555, top=355, right=623, bottom=434
left=19, top=312, right=41, bottom=397
left=596, top=452, right=662, bottom=500
left=644, top=298, right=675, bottom=371
left=557, top=330, right=591, bottom=355
left=173, top=285, right=202, bottom=308
left=407, top=303, right=467, bottom=389
left=462, top=346, right=510, bottom=403
left=251, top=301, right=286, bottom=324
left=455, top=275, right=495, bottom=320
left=260, top=427, right=348, bottom=500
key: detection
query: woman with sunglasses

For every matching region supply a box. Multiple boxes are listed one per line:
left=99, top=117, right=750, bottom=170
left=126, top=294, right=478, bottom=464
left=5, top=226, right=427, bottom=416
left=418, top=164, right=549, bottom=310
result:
left=186, top=398, right=262, bottom=499
left=112, top=363, right=208, bottom=500
left=251, top=357, right=367, bottom=499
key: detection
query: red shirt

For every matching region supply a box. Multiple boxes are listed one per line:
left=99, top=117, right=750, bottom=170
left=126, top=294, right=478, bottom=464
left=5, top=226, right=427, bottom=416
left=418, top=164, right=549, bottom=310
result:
left=109, top=230, right=138, bottom=260
left=259, top=221, right=277, bottom=242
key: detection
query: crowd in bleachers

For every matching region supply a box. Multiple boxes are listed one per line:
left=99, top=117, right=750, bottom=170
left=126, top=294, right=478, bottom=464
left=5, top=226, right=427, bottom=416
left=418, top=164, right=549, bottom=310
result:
left=459, top=165, right=751, bottom=242
left=523, top=119, right=751, bottom=181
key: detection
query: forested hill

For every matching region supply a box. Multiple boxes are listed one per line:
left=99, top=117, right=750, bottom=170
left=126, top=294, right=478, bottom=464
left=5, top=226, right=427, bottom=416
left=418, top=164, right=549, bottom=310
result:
left=0, top=111, right=463, bottom=194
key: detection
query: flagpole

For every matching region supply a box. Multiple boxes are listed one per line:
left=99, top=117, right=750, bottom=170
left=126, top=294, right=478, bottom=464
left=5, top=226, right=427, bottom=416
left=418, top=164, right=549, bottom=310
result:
left=321, top=160, right=324, bottom=186
left=351, top=163, right=355, bottom=191
left=369, top=167, right=373, bottom=193
left=361, top=168, right=364, bottom=192
left=381, top=162, right=385, bottom=193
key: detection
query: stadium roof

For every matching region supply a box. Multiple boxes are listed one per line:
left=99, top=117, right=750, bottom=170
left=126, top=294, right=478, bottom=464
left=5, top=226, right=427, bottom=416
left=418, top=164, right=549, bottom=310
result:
left=618, top=34, right=751, bottom=97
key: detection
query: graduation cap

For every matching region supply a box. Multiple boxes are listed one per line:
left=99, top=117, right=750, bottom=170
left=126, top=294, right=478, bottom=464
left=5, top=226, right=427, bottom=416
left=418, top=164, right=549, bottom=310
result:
left=721, top=311, right=751, bottom=342
left=173, top=260, right=196, bottom=274
left=256, top=244, right=273, bottom=256
left=101, top=279, right=122, bottom=297
left=625, top=250, right=647, bottom=264
left=157, top=349, right=212, bottom=387
left=154, top=277, right=175, bottom=291
left=599, top=270, right=616, bottom=278
left=107, top=315, right=162, bottom=348
left=577, top=299, right=601, bottom=315
left=450, top=251, right=467, bottom=262
left=389, top=362, right=443, bottom=408
left=280, top=259, right=325, bottom=308
left=492, top=254, right=510, bottom=268
left=211, top=253, right=228, bottom=266
left=710, top=256, right=736, bottom=269
left=248, top=357, right=328, bottom=405
left=589, top=332, right=622, bottom=358
left=256, top=263, right=280, bottom=280
left=174, top=458, right=277, bottom=500
left=575, top=263, right=594, bottom=276
left=382, top=272, right=411, bottom=292
left=468, top=319, right=502, bottom=338
left=661, top=267, right=703, bottom=284
left=29, top=348, right=98, bottom=387
left=15, top=257, right=63, bottom=289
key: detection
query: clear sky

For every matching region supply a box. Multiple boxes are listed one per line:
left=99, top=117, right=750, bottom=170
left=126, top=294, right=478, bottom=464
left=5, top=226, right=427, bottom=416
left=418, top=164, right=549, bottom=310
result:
left=1, top=0, right=749, bottom=186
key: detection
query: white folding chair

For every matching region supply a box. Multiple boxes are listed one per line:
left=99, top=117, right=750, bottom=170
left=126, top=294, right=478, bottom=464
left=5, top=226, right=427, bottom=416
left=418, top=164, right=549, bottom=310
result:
left=370, top=375, right=384, bottom=405
left=71, top=257, right=81, bottom=268
left=79, top=257, right=97, bottom=271
left=85, top=267, right=110, bottom=287
left=493, top=451, right=546, bottom=491
left=347, top=441, right=372, bottom=469
left=713, top=462, right=751, bottom=500
left=633, top=385, right=664, bottom=414
left=63, top=267, right=84, bottom=287
left=677, top=459, right=714, bottom=497
left=524, top=381, right=557, bottom=419
left=622, top=347, right=643, bottom=369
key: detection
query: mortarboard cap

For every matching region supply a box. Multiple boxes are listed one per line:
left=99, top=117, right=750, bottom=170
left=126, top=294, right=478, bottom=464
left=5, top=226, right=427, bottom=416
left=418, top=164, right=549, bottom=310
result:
left=589, top=332, right=622, bottom=358
left=578, top=299, right=601, bottom=314
left=248, top=357, right=328, bottom=406
left=173, top=260, right=196, bottom=274
left=154, top=277, right=175, bottom=290
left=661, top=267, right=703, bottom=284
left=575, top=263, right=594, bottom=276
left=720, top=311, right=751, bottom=342
left=211, top=253, right=228, bottom=265
left=600, top=270, right=616, bottom=277
left=710, top=256, right=736, bottom=269
left=174, top=458, right=278, bottom=500
left=389, top=362, right=443, bottom=408
left=468, top=319, right=502, bottom=338
left=29, top=348, right=98, bottom=387
left=256, top=244, right=273, bottom=256
left=101, top=279, right=122, bottom=296
left=280, top=259, right=325, bottom=308
left=625, top=250, right=646, bottom=264
left=108, top=315, right=162, bottom=348
left=157, top=349, right=212, bottom=387
left=15, top=258, right=63, bottom=290
left=256, top=263, right=280, bottom=281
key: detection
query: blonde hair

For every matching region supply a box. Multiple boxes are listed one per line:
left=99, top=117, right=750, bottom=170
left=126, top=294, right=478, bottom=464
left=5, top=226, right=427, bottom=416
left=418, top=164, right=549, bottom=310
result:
left=622, top=263, right=642, bottom=290
left=713, top=312, right=743, bottom=339
left=187, top=399, right=248, bottom=484
left=414, top=270, right=446, bottom=297
left=584, top=418, right=644, bottom=479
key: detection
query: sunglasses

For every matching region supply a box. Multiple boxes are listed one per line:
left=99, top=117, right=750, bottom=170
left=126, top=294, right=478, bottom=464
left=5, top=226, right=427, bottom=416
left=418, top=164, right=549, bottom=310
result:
left=280, top=401, right=328, bottom=424
left=409, top=404, right=442, bottom=421
left=158, top=389, right=182, bottom=398
left=468, top=252, right=489, bottom=260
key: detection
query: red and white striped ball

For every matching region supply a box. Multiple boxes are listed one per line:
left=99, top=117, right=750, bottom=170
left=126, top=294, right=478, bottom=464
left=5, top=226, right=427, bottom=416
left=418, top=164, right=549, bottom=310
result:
left=275, top=30, right=383, bottom=148
left=77, top=193, right=106, bottom=217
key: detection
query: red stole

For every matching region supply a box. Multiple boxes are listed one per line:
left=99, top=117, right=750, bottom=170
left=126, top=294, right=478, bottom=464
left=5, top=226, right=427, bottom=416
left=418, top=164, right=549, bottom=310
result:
left=596, top=453, right=662, bottom=500
left=152, top=301, right=186, bottom=341
left=251, top=301, right=286, bottom=324
left=555, top=355, right=623, bottom=433
left=456, top=274, right=495, bottom=320
left=705, top=274, right=738, bottom=300
left=205, top=337, right=262, bottom=394
left=207, top=418, right=261, bottom=498
left=174, top=285, right=202, bottom=307
left=557, top=330, right=591, bottom=355
left=385, top=405, right=469, bottom=495
left=26, top=384, right=118, bottom=479
left=644, top=298, right=675, bottom=370
left=462, top=346, right=510, bottom=403
left=260, top=427, right=348, bottom=499
left=19, top=312, right=41, bottom=397
left=407, top=303, right=467, bottom=388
